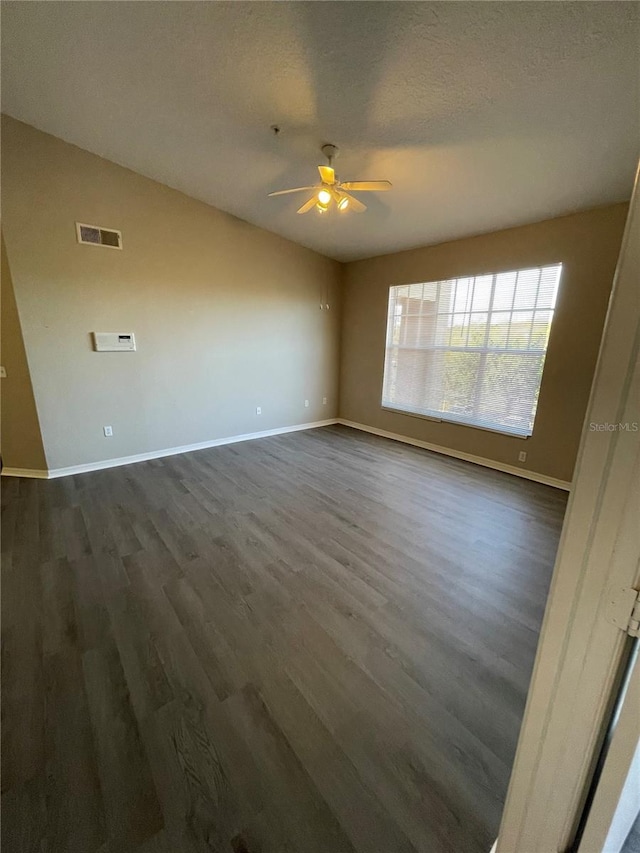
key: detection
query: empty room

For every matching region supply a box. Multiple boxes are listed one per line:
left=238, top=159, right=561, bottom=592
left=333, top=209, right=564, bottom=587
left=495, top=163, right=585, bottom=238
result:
left=1, top=3, right=639, bottom=852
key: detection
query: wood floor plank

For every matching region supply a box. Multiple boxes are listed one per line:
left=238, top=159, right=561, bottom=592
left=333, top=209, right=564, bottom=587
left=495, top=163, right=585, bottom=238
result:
left=0, top=618, right=44, bottom=794
left=141, top=699, right=242, bottom=853
left=83, top=643, right=164, bottom=849
left=43, top=650, right=107, bottom=852
left=224, top=683, right=358, bottom=853
left=164, top=576, right=248, bottom=701
left=1, top=775, right=47, bottom=853
left=252, top=657, right=419, bottom=853
left=1, top=492, right=45, bottom=795
left=1, top=425, right=566, bottom=852
left=108, top=587, right=175, bottom=722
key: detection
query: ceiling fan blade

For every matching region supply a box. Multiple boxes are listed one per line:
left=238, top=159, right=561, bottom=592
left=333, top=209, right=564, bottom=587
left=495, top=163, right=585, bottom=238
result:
left=341, top=192, right=367, bottom=213
left=297, top=196, right=317, bottom=214
left=268, top=186, right=316, bottom=197
left=340, top=180, right=392, bottom=192
left=318, top=165, right=335, bottom=184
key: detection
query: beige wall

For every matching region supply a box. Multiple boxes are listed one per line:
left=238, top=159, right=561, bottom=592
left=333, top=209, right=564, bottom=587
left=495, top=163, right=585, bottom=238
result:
left=1, top=114, right=628, bottom=482
left=1, top=116, right=341, bottom=471
left=339, top=204, right=628, bottom=483
left=1, top=235, right=47, bottom=471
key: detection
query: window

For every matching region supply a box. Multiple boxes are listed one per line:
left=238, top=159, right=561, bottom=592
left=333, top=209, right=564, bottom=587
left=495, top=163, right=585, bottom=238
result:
left=382, top=263, right=562, bottom=437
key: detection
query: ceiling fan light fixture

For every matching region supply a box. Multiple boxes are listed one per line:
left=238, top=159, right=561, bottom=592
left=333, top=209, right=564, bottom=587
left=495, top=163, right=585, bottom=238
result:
left=269, top=143, right=390, bottom=216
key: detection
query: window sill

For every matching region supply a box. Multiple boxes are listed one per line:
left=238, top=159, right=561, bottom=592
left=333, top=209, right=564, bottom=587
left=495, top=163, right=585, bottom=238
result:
left=381, top=406, right=531, bottom=439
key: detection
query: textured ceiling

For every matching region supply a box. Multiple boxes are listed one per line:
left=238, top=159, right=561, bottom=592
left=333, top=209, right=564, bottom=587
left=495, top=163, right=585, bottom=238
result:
left=2, top=1, right=639, bottom=261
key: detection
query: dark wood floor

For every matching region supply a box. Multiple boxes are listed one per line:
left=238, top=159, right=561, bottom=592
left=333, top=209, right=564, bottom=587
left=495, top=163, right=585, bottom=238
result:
left=1, top=425, right=567, bottom=853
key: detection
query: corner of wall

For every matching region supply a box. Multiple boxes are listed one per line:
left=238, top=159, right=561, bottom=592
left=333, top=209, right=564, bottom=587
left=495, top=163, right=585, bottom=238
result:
left=1, top=233, right=48, bottom=471
left=335, top=259, right=348, bottom=419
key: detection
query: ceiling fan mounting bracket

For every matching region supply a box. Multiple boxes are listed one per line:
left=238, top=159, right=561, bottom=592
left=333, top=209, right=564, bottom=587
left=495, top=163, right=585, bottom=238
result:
left=321, top=143, right=339, bottom=165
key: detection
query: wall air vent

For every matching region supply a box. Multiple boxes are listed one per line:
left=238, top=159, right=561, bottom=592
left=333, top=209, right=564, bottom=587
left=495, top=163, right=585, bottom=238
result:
left=76, top=222, right=122, bottom=250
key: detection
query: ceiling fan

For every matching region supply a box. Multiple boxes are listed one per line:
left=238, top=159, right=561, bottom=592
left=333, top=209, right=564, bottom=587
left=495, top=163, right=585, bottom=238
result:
left=268, top=144, right=392, bottom=214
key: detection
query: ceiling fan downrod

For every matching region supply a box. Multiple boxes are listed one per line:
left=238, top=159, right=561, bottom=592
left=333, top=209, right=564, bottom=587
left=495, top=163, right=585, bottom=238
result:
left=321, top=143, right=339, bottom=168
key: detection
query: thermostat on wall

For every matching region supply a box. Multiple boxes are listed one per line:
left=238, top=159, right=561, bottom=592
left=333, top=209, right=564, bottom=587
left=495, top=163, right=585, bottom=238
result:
left=93, top=332, right=136, bottom=352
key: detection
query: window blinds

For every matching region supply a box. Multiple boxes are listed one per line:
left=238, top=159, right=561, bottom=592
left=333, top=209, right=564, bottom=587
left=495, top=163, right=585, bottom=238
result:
left=382, top=264, right=562, bottom=436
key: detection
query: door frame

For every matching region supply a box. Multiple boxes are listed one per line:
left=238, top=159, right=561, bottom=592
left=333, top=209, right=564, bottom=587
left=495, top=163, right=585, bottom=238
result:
left=577, top=642, right=639, bottom=853
left=496, top=166, right=640, bottom=852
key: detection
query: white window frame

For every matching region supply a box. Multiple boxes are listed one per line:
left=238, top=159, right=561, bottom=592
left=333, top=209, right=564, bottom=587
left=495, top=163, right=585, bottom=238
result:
left=381, top=265, right=562, bottom=438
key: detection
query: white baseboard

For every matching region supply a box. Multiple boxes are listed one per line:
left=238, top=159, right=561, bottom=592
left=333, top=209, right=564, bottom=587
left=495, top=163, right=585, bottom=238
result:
left=336, top=418, right=572, bottom=491
left=489, top=841, right=498, bottom=853
left=1, top=419, right=338, bottom=480
left=1, top=418, right=572, bottom=490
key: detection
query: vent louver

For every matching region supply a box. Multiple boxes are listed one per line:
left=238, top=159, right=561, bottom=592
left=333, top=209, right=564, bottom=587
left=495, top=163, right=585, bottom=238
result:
left=76, top=222, right=122, bottom=250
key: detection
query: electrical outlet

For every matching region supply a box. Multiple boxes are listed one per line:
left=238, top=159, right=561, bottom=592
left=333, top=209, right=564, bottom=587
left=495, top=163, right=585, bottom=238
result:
left=322, top=396, right=327, bottom=405
left=103, top=425, right=113, bottom=437
left=256, top=406, right=262, bottom=415
left=518, top=450, right=527, bottom=462
left=304, top=399, right=310, bottom=408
